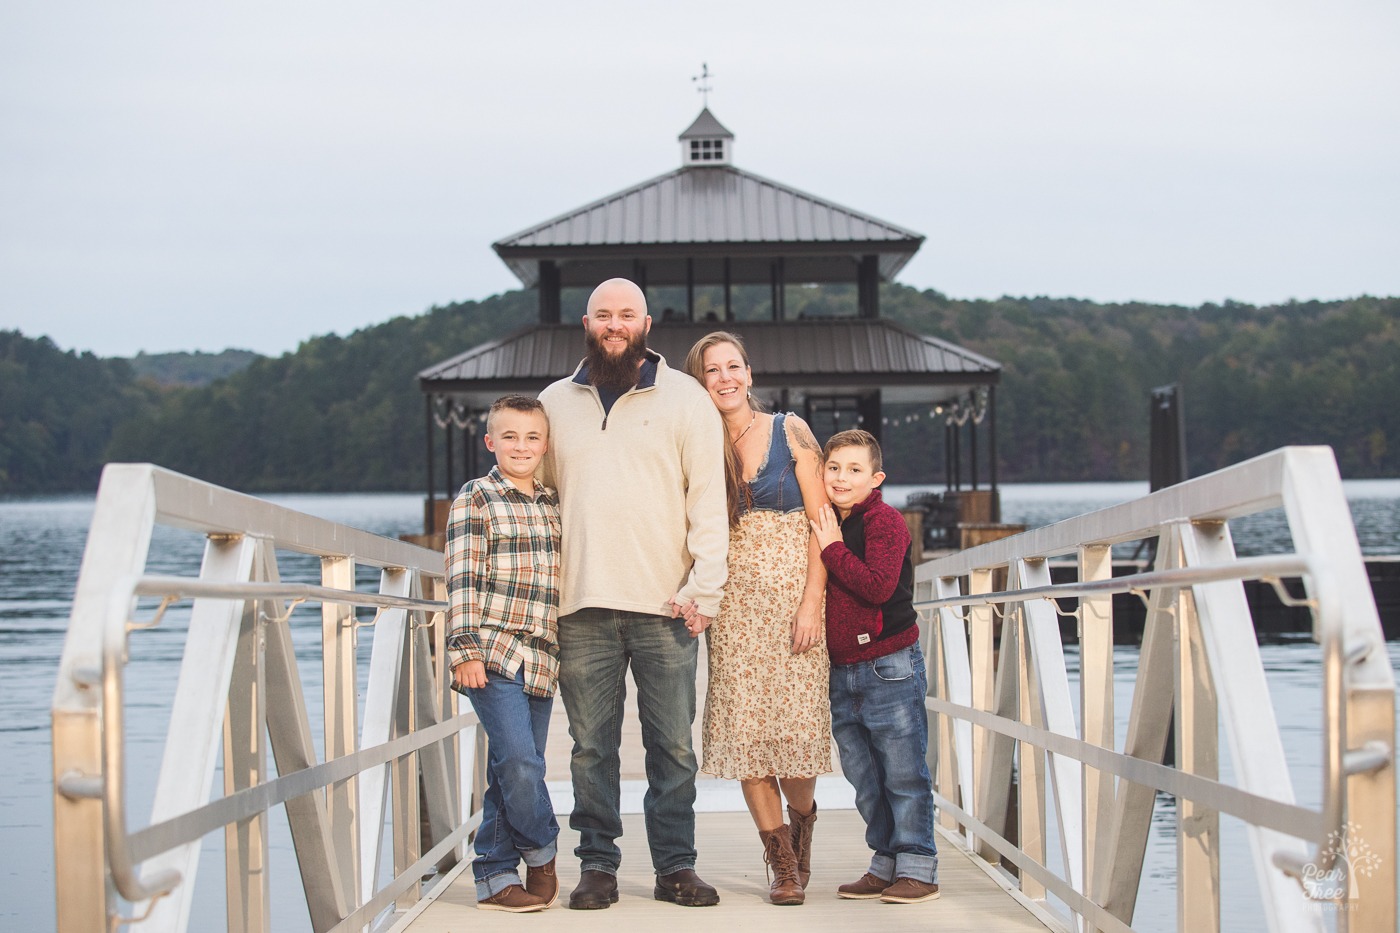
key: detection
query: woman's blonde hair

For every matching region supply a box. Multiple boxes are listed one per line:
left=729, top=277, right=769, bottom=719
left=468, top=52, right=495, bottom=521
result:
left=685, top=331, right=764, bottom=528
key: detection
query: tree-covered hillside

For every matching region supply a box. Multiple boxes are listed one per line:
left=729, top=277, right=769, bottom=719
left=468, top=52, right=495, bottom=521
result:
left=0, top=331, right=161, bottom=493
left=103, top=290, right=537, bottom=491
left=2, top=287, right=1396, bottom=494
left=126, top=348, right=262, bottom=387
left=878, top=291, right=1398, bottom=481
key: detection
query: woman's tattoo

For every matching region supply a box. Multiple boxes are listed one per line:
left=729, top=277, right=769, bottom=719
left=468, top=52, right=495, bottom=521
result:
left=792, top=422, right=822, bottom=455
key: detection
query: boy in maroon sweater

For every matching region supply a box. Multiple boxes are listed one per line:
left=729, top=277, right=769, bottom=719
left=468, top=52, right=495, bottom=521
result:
left=811, top=429, right=939, bottom=904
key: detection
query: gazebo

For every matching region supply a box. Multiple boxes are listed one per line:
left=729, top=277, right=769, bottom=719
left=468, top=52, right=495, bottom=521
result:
left=417, top=109, right=1004, bottom=542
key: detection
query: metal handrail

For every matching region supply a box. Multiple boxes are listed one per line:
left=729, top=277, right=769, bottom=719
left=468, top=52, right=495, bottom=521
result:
left=915, top=553, right=1313, bottom=614
left=914, top=551, right=1364, bottom=888
left=57, top=573, right=459, bottom=907
left=132, top=575, right=448, bottom=613
left=913, top=446, right=1394, bottom=931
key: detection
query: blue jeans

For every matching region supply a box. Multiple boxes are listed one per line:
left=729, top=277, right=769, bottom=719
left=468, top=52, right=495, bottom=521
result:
left=829, top=643, right=939, bottom=884
left=459, top=666, right=559, bottom=900
left=557, top=608, right=699, bottom=875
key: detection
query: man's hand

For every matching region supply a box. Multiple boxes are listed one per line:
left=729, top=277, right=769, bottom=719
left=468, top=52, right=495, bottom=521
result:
left=669, top=595, right=713, bottom=638
left=810, top=504, right=842, bottom=550
left=452, top=659, right=487, bottom=690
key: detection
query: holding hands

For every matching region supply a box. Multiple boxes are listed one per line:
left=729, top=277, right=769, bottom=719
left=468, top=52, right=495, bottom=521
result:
left=669, top=594, right=713, bottom=638
left=810, top=503, right=842, bottom=551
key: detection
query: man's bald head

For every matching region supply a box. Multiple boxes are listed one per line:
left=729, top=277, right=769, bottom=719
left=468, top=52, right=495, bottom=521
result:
left=586, top=277, right=648, bottom=318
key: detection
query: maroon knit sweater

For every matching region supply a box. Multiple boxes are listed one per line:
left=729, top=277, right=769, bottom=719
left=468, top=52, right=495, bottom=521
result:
left=819, top=489, right=920, bottom=665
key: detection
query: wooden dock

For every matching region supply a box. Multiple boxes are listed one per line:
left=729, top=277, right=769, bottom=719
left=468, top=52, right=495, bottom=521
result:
left=389, top=643, right=1060, bottom=933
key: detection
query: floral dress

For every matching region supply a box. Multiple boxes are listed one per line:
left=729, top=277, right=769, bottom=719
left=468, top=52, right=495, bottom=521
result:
left=701, top=413, right=832, bottom=780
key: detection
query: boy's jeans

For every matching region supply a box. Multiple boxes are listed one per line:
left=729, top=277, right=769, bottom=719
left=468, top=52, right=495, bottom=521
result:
left=557, top=608, right=700, bottom=875
left=829, top=643, right=939, bottom=884
left=460, top=667, right=559, bottom=900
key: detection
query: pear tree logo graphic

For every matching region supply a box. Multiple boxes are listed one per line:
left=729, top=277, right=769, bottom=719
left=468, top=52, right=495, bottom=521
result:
left=1302, top=821, right=1382, bottom=903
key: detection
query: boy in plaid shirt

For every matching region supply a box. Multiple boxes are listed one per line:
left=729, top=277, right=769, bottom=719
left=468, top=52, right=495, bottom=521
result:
left=446, top=395, right=562, bottom=913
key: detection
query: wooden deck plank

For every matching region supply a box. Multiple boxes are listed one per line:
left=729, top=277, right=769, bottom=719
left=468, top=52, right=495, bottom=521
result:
left=397, top=810, right=1054, bottom=933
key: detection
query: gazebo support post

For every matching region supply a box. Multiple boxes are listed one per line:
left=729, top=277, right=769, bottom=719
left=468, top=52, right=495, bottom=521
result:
left=424, top=395, right=436, bottom=534
left=686, top=258, right=695, bottom=320
left=970, top=395, right=980, bottom=491
left=858, top=255, right=879, bottom=318
left=723, top=257, right=733, bottom=320
left=990, top=386, right=1001, bottom=521
left=444, top=420, right=454, bottom=503
left=539, top=261, right=561, bottom=324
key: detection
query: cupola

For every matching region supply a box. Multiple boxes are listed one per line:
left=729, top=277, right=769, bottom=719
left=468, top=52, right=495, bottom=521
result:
left=678, top=108, right=734, bottom=166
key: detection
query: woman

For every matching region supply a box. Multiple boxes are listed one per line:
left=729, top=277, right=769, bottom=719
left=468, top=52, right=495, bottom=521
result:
left=685, top=331, right=831, bottom=906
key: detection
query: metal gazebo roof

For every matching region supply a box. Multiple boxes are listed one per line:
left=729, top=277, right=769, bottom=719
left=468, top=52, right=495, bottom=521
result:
left=418, top=318, right=998, bottom=408
left=491, top=164, right=924, bottom=289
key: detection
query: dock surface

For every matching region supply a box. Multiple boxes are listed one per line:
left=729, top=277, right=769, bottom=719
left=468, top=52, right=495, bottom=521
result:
left=396, top=810, right=1054, bottom=933
left=393, top=643, right=1057, bottom=932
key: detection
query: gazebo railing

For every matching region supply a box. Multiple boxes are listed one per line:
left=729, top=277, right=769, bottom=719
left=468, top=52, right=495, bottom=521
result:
left=51, top=464, right=485, bottom=932
left=916, top=446, right=1395, bottom=933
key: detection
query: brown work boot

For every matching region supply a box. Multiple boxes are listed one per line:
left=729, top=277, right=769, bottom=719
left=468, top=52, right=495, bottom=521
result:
left=837, top=871, right=892, bottom=899
left=568, top=869, right=618, bottom=910
left=787, top=801, right=817, bottom=888
left=524, top=857, right=558, bottom=907
left=880, top=876, right=941, bottom=903
left=758, top=826, right=805, bottom=905
left=653, top=867, right=720, bottom=906
left=478, top=883, right=548, bottom=912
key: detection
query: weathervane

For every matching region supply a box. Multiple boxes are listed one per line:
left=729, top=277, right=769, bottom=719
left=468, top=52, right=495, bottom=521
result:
left=692, top=62, right=713, bottom=107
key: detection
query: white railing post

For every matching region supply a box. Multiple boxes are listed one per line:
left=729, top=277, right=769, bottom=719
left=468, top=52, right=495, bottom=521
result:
left=224, top=552, right=270, bottom=933
left=322, top=556, right=362, bottom=907
left=52, top=465, right=158, bottom=932
left=1018, top=556, right=1084, bottom=926
left=1279, top=450, right=1396, bottom=931
left=1078, top=543, right=1114, bottom=895
left=1181, top=522, right=1320, bottom=932
left=1175, top=581, right=1220, bottom=932
left=142, top=533, right=258, bottom=933
left=358, top=568, right=411, bottom=903
left=391, top=575, right=423, bottom=913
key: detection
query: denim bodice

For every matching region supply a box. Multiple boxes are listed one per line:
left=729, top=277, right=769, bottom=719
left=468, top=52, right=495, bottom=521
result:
left=744, top=412, right=804, bottom=515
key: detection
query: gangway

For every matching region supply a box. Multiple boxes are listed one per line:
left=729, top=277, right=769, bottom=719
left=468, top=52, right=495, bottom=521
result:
left=50, top=447, right=1394, bottom=931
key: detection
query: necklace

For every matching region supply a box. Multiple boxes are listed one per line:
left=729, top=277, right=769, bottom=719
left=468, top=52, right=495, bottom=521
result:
left=730, top=411, right=758, bottom=444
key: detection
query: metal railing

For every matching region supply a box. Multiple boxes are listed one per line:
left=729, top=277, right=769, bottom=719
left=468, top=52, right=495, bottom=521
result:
left=916, top=446, right=1395, bottom=932
left=51, top=464, right=486, bottom=932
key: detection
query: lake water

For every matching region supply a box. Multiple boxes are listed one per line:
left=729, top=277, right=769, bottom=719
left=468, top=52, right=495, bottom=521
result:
left=3, top=481, right=1397, bottom=931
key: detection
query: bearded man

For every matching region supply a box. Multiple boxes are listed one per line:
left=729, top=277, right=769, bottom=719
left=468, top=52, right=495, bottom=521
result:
left=538, top=277, right=729, bottom=909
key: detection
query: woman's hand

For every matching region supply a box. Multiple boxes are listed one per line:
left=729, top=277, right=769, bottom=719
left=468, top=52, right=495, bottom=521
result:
left=810, top=503, right=842, bottom=550
left=669, top=594, right=713, bottom=638
left=790, top=600, right=821, bottom=654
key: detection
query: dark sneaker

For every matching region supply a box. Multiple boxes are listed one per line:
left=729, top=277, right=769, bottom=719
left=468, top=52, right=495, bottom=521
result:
left=525, top=857, right=559, bottom=907
left=478, top=883, right=548, bottom=913
left=880, top=877, right=941, bottom=904
left=837, top=871, right=893, bottom=899
left=653, top=868, right=720, bottom=906
left=568, top=869, right=618, bottom=910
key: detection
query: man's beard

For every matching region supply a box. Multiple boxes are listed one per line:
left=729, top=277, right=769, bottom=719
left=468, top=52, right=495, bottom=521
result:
left=584, top=327, right=648, bottom=393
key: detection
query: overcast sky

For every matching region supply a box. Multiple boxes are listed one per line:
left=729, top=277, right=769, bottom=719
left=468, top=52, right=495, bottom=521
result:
left=2, top=1, right=1397, bottom=358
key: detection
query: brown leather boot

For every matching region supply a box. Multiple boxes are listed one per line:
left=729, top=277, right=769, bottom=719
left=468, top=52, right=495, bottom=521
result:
left=758, top=827, right=805, bottom=905
left=787, top=801, right=817, bottom=888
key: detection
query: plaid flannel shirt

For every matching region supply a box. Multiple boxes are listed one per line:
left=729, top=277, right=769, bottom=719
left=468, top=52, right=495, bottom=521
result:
left=445, top=466, right=561, bottom=698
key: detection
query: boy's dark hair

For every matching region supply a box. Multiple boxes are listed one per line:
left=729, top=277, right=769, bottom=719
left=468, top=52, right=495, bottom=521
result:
left=487, top=394, right=548, bottom=433
left=823, top=428, right=883, bottom=474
